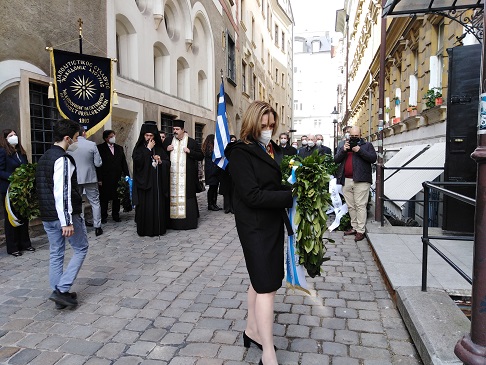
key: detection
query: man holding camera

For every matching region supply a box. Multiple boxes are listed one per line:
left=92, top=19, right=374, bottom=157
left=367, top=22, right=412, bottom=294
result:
left=334, top=126, right=377, bottom=241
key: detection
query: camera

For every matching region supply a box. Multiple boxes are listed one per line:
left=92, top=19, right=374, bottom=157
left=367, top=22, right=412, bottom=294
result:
left=348, top=137, right=359, bottom=149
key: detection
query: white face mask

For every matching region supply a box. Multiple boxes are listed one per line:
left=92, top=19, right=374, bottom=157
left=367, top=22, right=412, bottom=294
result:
left=292, top=144, right=298, bottom=148
left=258, top=130, right=273, bottom=146
left=301, top=140, right=308, bottom=146
left=280, top=138, right=288, bottom=145
left=7, top=135, right=18, bottom=146
left=316, top=140, right=323, bottom=147
left=67, top=139, right=79, bottom=152
left=108, top=137, right=116, bottom=144
left=307, top=140, right=315, bottom=148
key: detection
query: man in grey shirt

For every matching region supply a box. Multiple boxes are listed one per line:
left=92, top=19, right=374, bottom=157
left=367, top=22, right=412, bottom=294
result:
left=69, top=126, right=103, bottom=236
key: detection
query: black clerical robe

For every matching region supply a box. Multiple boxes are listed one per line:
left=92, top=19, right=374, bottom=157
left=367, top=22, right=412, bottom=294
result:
left=132, top=144, right=170, bottom=236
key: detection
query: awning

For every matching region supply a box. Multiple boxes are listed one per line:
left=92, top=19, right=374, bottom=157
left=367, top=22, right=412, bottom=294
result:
left=384, top=142, right=445, bottom=209
left=372, top=144, right=429, bottom=190
left=383, top=0, right=484, bottom=17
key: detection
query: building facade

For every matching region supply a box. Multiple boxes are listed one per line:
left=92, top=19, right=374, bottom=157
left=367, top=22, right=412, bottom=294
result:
left=0, top=0, right=294, bottom=174
left=292, top=32, right=340, bottom=149
left=335, top=0, right=479, bottom=225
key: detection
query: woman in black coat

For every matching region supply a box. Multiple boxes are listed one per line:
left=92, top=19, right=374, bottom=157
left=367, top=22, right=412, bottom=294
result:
left=0, top=129, right=34, bottom=256
left=225, top=101, right=292, bottom=365
left=202, top=134, right=221, bottom=211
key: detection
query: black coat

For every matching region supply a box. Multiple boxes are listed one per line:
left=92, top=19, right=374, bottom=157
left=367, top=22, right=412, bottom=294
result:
left=203, top=151, right=221, bottom=186
left=225, top=140, right=293, bottom=293
left=334, top=139, right=377, bottom=185
left=97, top=142, right=130, bottom=200
left=0, top=148, right=28, bottom=194
left=280, top=144, right=297, bottom=156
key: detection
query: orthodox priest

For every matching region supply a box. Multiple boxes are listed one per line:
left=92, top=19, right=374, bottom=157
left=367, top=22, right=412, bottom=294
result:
left=132, top=121, right=170, bottom=236
left=163, top=120, right=204, bottom=230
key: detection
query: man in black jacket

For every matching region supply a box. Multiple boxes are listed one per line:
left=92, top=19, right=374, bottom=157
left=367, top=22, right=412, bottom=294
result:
left=334, top=126, right=377, bottom=242
left=278, top=132, right=296, bottom=156
left=97, top=130, right=130, bottom=223
left=36, top=119, right=89, bottom=309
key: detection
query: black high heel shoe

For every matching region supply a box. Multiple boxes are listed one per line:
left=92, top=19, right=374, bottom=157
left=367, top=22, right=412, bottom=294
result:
left=243, top=331, right=277, bottom=351
left=259, top=360, right=263, bottom=365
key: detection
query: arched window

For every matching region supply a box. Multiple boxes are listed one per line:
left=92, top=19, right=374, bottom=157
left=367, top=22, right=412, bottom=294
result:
left=153, top=42, right=170, bottom=93
left=177, top=57, right=189, bottom=100
left=116, top=15, right=138, bottom=79
left=198, top=70, right=208, bottom=108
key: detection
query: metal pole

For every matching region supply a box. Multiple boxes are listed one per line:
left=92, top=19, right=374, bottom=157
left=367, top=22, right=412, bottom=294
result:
left=375, top=0, right=386, bottom=226
left=421, top=183, right=429, bottom=292
left=454, top=2, right=486, bottom=363
left=78, top=18, right=83, bottom=54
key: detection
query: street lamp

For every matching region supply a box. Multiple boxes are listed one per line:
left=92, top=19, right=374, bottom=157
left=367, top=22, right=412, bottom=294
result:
left=331, top=107, right=339, bottom=151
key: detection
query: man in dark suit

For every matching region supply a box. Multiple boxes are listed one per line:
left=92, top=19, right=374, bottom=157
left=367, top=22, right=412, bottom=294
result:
left=97, top=130, right=130, bottom=223
left=316, top=134, right=332, bottom=155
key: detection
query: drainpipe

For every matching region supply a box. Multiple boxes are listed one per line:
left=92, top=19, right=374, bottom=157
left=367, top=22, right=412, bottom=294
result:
left=454, top=2, right=486, bottom=363
left=375, top=0, right=386, bottom=226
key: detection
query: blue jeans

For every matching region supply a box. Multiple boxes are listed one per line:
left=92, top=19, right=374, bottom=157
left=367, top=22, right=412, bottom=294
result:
left=43, top=214, right=89, bottom=292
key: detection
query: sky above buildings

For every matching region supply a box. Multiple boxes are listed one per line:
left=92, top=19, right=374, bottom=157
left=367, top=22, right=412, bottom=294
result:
left=292, top=0, right=345, bottom=36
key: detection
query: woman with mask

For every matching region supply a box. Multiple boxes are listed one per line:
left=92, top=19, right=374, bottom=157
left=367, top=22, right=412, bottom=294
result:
left=202, top=134, right=221, bottom=211
left=225, top=101, right=293, bottom=365
left=0, top=129, right=34, bottom=256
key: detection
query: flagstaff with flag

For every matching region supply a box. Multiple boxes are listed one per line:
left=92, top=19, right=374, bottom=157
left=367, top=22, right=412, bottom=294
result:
left=212, top=70, right=231, bottom=169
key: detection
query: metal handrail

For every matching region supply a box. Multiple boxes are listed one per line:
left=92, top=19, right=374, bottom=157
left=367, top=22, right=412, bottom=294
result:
left=421, top=181, right=475, bottom=291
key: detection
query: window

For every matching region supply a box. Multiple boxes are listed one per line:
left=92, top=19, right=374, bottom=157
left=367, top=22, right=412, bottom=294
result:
left=251, top=17, right=255, bottom=44
left=252, top=74, right=257, bottom=99
left=275, top=24, right=279, bottom=47
left=30, top=82, right=60, bottom=162
left=294, top=66, right=297, bottom=73
left=275, top=68, right=278, bottom=83
left=294, top=100, right=298, bottom=110
left=267, top=4, right=270, bottom=29
left=409, top=49, right=419, bottom=107
left=281, top=105, right=284, bottom=124
left=227, top=32, right=236, bottom=82
left=436, top=22, right=444, bottom=87
left=312, top=40, right=320, bottom=53
left=281, top=32, right=285, bottom=52
left=160, top=113, right=175, bottom=135
left=195, top=123, right=204, bottom=148
left=281, top=72, right=285, bottom=86
left=242, top=61, right=247, bottom=94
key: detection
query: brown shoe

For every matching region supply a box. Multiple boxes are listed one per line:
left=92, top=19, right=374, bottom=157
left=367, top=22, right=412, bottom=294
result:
left=354, top=232, right=365, bottom=241
left=344, top=229, right=357, bottom=236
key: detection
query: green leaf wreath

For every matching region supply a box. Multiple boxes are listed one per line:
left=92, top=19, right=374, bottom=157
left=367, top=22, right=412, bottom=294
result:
left=7, top=163, right=40, bottom=221
left=117, top=176, right=133, bottom=212
left=281, top=151, right=333, bottom=278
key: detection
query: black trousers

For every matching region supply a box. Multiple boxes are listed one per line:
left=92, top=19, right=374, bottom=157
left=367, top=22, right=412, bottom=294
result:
left=101, top=198, right=121, bottom=219
left=1, top=194, right=31, bottom=254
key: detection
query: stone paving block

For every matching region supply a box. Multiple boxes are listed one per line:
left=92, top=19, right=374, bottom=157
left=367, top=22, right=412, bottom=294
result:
left=332, top=357, right=360, bottom=365
left=119, top=298, right=149, bottom=309
left=349, top=345, right=392, bottom=361
left=160, top=333, right=187, bottom=346
left=347, top=319, right=384, bottom=333
left=113, top=355, right=144, bottom=365
left=125, top=318, right=152, bottom=332
left=277, top=313, right=299, bottom=325
left=212, top=330, right=238, bottom=345
left=96, top=342, right=128, bottom=359
left=389, top=339, right=418, bottom=357
left=360, top=333, right=389, bottom=348
left=36, top=334, right=68, bottom=350
left=0, top=331, right=26, bottom=345
left=217, top=345, right=245, bottom=360
left=321, top=317, right=346, bottom=330
left=140, top=328, right=168, bottom=342
left=59, top=338, right=103, bottom=356
left=166, top=357, right=197, bottom=365
left=289, top=338, right=319, bottom=353
left=335, top=307, right=358, bottom=319
left=195, top=358, right=223, bottom=365
left=286, top=324, right=310, bottom=338
left=7, top=348, right=41, bottom=365
left=298, top=314, right=321, bottom=326
left=322, top=341, right=348, bottom=356
left=126, top=341, right=157, bottom=356
left=28, top=350, right=65, bottom=365
left=141, top=359, right=168, bottom=365
left=300, top=353, right=330, bottom=365
left=195, top=318, right=231, bottom=331
left=310, top=327, right=334, bottom=341
left=186, top=329, right=214, bottom=342
left=148, top=345, right=178, bottom=361
left=53, top=354, right=89, bottom=365
left=202, top=307, right=226, bottom=318
left=335, top=330, right=359, bottom=345
left=84, top=357, right=112, bottom=365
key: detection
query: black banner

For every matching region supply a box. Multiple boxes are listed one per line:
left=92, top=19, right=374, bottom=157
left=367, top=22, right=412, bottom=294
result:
left=50, top=49, right=113, bottom=136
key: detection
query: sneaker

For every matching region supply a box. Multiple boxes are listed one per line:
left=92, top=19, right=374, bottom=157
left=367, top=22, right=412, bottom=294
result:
left=95, top=227, right=103, bottom=236
left=49, top=288, right=78, bottom=307
left=54, top=292, right=77, bottom=309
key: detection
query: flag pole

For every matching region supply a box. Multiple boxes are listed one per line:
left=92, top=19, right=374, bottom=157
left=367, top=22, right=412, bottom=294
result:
left=78, top=18, right=83, bottom=54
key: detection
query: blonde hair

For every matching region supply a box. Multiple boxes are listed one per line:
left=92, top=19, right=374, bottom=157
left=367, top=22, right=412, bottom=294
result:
left=240, top=101, right=279, bottom=144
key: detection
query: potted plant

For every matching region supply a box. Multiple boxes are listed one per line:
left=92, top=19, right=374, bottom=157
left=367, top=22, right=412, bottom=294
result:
left=391, top=96, right=400, bottom=105
left=423, top=88, right=442, bottom=108
left=407, top=105, right=417, bottom=117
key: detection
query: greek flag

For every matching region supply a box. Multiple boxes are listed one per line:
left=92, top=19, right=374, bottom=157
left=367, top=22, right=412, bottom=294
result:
left=212, top=81, right=230, bottom=169
left=285, top=166, right=309, bottom=294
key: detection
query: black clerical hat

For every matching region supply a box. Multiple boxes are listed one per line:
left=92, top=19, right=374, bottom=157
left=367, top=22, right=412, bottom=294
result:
left=144, top=121, right=157, bottom=126
left=173, top=119, right=185, bottom=128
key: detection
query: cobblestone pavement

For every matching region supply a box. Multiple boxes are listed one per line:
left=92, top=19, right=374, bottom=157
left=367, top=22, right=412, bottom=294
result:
left=0, top=195, right=422, bottom=364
